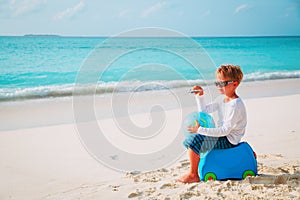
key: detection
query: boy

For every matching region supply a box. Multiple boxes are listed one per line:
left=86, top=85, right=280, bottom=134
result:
left=177, top=64, right=247, bottom=183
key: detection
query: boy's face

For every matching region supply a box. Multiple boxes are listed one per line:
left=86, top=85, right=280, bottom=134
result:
left=215, top=74, right=237, bottom=95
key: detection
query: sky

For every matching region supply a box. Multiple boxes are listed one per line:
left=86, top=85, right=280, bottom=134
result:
left=0, top=0, right=300, bottom=36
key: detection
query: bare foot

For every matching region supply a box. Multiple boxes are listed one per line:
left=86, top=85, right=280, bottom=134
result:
left=176, top=173, right=200, bottom=183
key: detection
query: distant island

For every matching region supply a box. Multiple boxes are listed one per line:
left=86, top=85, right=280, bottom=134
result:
left=23, top=34, right=61, bottom=37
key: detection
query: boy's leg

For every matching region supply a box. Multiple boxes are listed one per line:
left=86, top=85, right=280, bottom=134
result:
left=176, top=148, right=200, bottom=183
left=178, top=134, right=212, bottom=183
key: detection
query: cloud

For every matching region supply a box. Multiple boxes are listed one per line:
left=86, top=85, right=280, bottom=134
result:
left=8, top=0, right=46, bottom=17
left=53, top=1, right=85, bottom=20
left=141, top=1, right=167, bottom=18
left=234, top=4, right=251, bottom=14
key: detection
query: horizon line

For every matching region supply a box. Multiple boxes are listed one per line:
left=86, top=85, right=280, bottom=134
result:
left=0, top=34, right=300, bottom=38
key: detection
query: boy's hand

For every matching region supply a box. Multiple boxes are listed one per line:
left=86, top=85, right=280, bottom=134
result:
left=191, top=85, right=204, bottom=96
left=187, top=120, right=200, bottom=134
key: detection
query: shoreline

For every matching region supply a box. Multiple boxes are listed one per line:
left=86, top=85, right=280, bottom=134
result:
left=1, top=78, right=300, bottom=131
left=1, top=77, right=300, bottom=104
left=0, top=78, right=299, bottom=199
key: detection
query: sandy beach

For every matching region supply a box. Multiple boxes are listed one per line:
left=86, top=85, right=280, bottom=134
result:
left=0, top=79, right=299, bottom=200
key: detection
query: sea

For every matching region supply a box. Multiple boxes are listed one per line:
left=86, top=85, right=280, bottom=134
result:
left=1, top=36, right=300, bottom=102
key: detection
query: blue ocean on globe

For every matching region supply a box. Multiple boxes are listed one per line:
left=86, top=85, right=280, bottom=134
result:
left=182, top=112, right=215, bottom=137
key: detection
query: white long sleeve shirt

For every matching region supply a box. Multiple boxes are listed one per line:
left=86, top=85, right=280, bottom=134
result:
left=195, top=95, right=247, bottom=145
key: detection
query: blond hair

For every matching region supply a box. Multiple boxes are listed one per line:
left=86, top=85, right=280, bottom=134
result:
left=216, top=64, right=243, bottom=83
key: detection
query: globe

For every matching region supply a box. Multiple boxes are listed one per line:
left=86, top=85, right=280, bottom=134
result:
left=182, top=112, right=215, bottom=136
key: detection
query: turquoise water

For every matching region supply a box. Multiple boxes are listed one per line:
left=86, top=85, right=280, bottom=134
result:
left=0, top=36, right=300, bottom=101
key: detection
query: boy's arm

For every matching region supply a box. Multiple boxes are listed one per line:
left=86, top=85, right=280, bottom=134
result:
left=192, top=85, right=218, bottom=113
left=195, top=95, right=205, bottom=112
left=195, top=95, right=218, bottom=113
left=197, top=102, right=244, bottom=137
